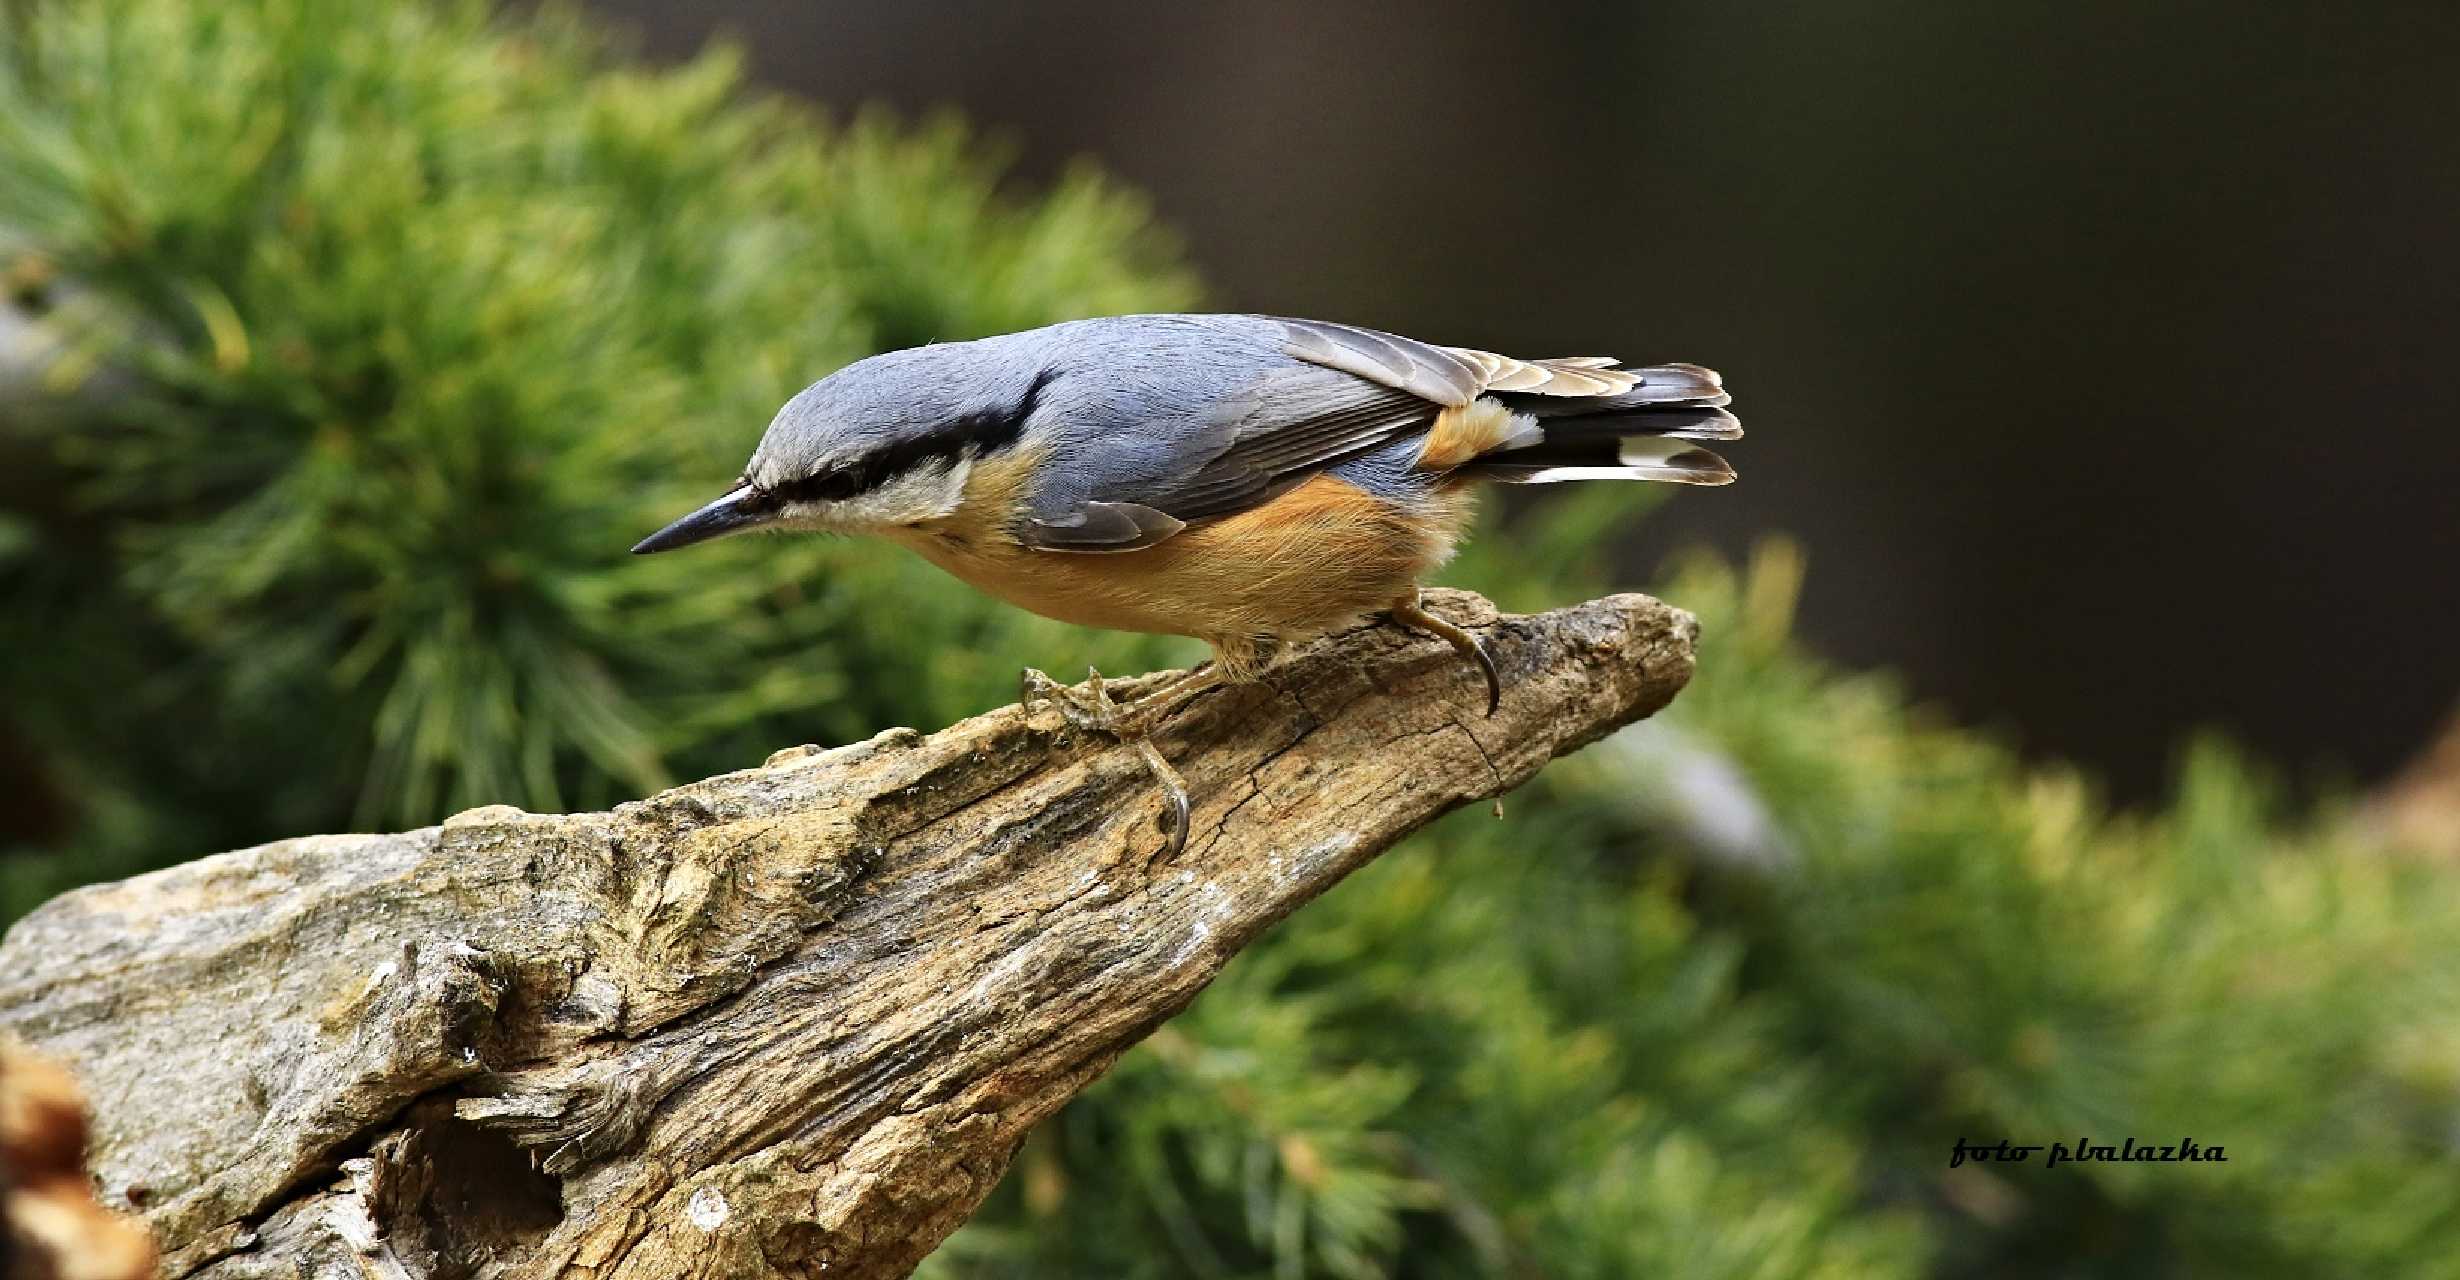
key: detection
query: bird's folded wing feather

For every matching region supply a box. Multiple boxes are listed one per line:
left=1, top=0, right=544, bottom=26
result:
left=1018, top=317, right=1637, bottom=552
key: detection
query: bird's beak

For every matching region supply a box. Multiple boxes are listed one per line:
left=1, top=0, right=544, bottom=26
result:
left=631, top=482, right=775, bottom=555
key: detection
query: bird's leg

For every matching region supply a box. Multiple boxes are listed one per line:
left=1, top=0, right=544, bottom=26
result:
left=1388, top=589, right=1501, bottom=716
left=1106, top=662, right=1219, bottom=717
left=1082, top=668, right=1196, bottom=859
left=1017, top=662, right=1220, bottom=735
left=1018, top=662, right=1229, bottom=861
left=1019, top=666, right=1103, bottom=727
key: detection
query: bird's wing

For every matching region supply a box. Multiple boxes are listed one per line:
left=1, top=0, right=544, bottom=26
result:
left=1017, top=317, right=1647, bottom=552
left=1280, top=317, right=1648, bottom=402
left=1018, top=354, right=1432, bottom=550
left=1275, top=318, right=1486, bottom=407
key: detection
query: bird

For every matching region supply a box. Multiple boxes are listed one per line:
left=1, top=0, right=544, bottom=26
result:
left=633, top=314, right=1738, bottom=856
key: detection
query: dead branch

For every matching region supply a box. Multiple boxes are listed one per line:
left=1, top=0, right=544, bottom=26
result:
left=0, top=589, right=1696, bottom=1279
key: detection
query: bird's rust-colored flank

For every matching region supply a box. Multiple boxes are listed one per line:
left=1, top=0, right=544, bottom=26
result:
left=900, top=447, right=1473, bottom=677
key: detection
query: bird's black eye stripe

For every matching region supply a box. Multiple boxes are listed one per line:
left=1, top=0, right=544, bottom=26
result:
left=772, top=368, right=1052, bottom=505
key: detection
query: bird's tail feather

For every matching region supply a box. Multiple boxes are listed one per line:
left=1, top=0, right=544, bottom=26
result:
left=1465, top=362, right=1739, bottom=485
left=1469, top=436, right=1736, bottom=486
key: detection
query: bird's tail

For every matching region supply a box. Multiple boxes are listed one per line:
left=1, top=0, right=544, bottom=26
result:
left=1461, top=362, right=1739, bottom=486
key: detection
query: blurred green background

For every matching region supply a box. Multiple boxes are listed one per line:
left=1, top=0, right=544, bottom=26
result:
left=2, top=1, right=2456, bottom=1276
left=587, top=0, right=2460, bottom=803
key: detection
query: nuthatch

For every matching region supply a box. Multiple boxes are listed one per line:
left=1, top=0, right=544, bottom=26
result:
left=635, top=314, right=1738, bottom=855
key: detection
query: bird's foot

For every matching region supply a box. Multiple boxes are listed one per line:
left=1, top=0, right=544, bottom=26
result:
left=1388, top=591, right=1501, bottom=716
left=1019, top=666, right=1111, bottom=734
left=1019, top=665, right=1194, bottom=860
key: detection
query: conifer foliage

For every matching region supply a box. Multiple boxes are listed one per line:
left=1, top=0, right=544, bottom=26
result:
left=2, top=3, right=2454, bottom=1276
left=0, top=0, right=1196, bottom=903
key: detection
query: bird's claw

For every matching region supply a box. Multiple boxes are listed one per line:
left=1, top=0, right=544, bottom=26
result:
left=1016, top=664, right=1190, bottom=860
left=1019, top=666, right=1111, bottom=734
left=1132, top=737, right=1193, bottom=862
left=1390, top=596, right=1502, bottom=716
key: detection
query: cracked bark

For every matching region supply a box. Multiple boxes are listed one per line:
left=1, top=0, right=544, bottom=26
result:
left=0, top=589, right=1696, bottom=1280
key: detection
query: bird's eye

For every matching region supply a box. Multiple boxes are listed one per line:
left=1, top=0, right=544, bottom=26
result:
left=774, top=465, right=865, bottom=505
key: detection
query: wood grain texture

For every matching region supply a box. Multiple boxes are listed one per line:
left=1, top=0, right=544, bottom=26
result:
left=0, top=588, right=1696, bottom=1280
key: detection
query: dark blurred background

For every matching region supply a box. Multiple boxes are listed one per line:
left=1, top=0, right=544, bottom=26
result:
left=586, top=0, right=2460, bottom=801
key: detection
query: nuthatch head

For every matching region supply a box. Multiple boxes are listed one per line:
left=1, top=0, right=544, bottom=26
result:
left=630, top=344, right=1045, bottom=550
left=636, top=313, right=1739, bottom=855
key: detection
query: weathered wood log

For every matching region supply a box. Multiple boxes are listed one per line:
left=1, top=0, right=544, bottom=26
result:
left=0, top=589, right=1696, bottom=1280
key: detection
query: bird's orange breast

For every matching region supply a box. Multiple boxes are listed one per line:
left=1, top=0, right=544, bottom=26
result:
left=893, top=451, right=1473, bottom=645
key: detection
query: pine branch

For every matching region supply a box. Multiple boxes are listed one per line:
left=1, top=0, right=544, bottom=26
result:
left=0, top=589, right=1695, bottom=1280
